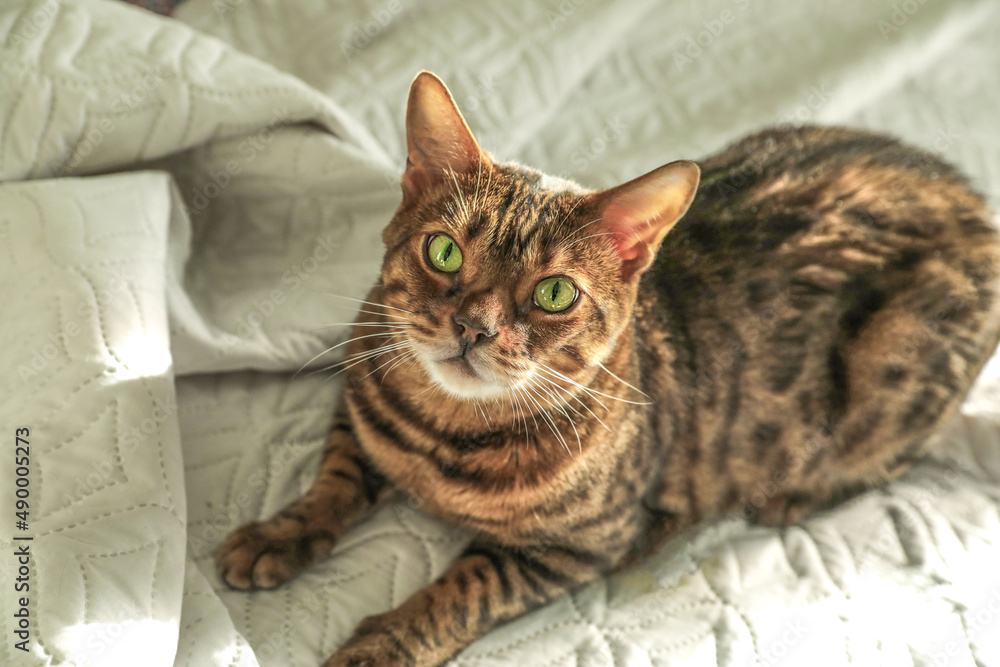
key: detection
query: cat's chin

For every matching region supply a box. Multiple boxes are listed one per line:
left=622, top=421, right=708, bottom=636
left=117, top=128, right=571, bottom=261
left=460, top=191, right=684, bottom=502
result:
left=422, top=356, right=509, bottom=400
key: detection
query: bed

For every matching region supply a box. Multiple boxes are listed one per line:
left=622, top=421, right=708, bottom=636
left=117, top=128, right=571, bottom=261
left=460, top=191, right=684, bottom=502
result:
left=2, top=0, right=999, bottom=664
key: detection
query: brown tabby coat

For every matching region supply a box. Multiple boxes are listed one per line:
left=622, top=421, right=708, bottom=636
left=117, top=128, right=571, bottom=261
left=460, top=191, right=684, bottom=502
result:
left=216, top=72, right=1000, bottom=666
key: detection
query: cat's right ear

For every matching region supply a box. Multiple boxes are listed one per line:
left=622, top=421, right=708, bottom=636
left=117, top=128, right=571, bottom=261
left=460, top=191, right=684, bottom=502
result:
left=590, top=160, right=701, bottom=282
left=402, top=71, right=488, bottom=204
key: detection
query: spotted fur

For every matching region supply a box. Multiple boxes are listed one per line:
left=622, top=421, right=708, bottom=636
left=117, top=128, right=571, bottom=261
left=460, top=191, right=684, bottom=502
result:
left=217, top=73, right=1000, bottom=666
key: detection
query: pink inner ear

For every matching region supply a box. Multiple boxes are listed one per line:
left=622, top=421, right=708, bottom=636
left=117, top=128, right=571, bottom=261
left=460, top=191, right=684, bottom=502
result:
left=603, top=210, right=646, bottom=262
left=612, top=230, right=643, bottom=261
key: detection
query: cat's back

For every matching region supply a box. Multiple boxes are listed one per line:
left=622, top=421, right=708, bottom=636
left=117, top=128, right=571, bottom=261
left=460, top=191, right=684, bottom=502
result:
left=647, top=124, right=1000, bottom=359
left=637, top=125, right=1000, bottom=522
left=662, top=125, right=999, bottom=280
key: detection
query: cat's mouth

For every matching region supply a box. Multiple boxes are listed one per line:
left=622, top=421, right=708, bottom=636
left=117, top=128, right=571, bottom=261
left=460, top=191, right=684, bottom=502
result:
left=421, top=352, right=510, bottom=400
left=441, top=355, right=477, bottom=374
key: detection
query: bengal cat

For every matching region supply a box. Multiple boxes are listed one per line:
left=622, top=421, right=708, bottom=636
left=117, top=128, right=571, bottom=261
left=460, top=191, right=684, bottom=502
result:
left=216, top=72, right=1000, bottom=666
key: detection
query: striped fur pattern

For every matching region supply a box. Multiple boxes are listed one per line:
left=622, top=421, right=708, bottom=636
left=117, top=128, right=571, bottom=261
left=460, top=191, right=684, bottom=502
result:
left=216, top=73, right=1000, bottom=666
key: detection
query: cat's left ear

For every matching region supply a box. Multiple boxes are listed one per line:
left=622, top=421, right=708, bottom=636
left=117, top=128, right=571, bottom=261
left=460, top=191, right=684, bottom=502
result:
left=402, top=71, right=489, bottom=205
left=590, top=160, right=700, bottom=281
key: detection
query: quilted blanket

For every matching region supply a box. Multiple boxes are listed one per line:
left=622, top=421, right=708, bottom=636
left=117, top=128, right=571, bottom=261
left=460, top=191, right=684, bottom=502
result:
left=2, top=0, right=1000, bottom=665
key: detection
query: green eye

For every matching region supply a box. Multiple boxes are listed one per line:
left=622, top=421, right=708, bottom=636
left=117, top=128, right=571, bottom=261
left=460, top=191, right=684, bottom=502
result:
left=534, top=276, right=578, bottom=313
left=427, top=234, right=463, bottom=273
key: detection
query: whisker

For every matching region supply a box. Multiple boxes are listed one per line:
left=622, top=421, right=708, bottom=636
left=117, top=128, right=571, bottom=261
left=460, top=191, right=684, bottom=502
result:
left=536, top=374, right=611, bottom=433
left=364, top=345, right=417, bottom=382
left=559, top=217, right=604, bottom=250
left=350, top=308, right=415, bottom=323
left=302, top=290, right=417, bottom=323
left=375, top=355, right=411, bottom=386
left=535, top=378, right=585, bottom=419
left=317, top=344, right=412, bottom=387
left=506, top=388, right=528, bottom=447
left=535, top=365, right=609, bottom=411
left=473, top=399, right=493, bottom=429
left=516, top=388, right=531, bottom=449
left=512, top=385, right=540, bottom=438
left=565, top=231, right=618, bottom=250
left=555, top=196, right=586, bottom=234
left=312, top=340, right=411, bottom=377
left=522, top=381, right=572, bottom=456
left=530, top=377, right=582, bottom=454
left=482, top=156, right=495, bottom=211
left=536, top=364, right=652, bottom=406
left=309, top=322, right=413, bottom=330
left=473, top=153, right=483, bottom=211
left=518, top=384, right=551, bottom=434
left=480, top=398, right=494, bottom=429
left=320, top=293, right=416, bottom=315
left=503, top=390, right=519, bottom=456
left=597, top=361, right=650, bottom=399
left=294, top=331, right=406, bottom=378
left=447, top=166, right=471, bottom=220
left=412, top=383, right=436, bottom=401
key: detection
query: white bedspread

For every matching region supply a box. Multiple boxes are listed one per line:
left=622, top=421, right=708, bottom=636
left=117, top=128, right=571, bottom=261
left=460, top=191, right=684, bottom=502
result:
left=1, top=0, right=999, bottom=665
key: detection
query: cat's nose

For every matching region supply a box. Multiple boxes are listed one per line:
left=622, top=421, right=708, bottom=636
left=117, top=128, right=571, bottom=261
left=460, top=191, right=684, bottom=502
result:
left=454, top=315, right=494, bottom=353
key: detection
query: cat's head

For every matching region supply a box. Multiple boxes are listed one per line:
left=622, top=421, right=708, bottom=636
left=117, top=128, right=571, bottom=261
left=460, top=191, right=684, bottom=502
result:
left=377, top=72, right=699, bottom=400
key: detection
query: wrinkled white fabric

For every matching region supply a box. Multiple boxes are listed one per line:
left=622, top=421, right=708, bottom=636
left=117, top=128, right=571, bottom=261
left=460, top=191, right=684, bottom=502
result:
left=1, top=0, right=999, bottom=665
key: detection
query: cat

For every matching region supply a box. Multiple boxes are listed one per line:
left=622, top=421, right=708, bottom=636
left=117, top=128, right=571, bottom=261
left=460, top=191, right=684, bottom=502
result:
left=216, top=71, right=1000, bottom=666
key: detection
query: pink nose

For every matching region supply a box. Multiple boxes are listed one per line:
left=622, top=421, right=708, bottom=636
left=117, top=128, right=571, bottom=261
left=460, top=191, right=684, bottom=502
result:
left=454, top=315, right=493, bottom=349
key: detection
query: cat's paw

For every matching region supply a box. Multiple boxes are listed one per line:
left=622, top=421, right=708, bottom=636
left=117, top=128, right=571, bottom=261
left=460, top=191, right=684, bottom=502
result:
left=323, top=616, right=433, bottom=666
left=215, top=519, right=336, bottom=590
left=321, top=631, right=407, bottom=667
left=322, top=645, right=380, bottom=667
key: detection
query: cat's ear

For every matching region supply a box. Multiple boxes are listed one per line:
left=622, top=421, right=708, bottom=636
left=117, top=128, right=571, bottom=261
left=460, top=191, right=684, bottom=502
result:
left=402, top=71, right=489, bottom=204
left=591, top=160, right=700, bottom=281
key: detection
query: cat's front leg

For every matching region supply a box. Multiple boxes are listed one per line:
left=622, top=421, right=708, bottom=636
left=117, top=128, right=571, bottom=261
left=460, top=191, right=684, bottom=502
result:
left=323, top=540, right=610, bottom=667
left=216, top=406, right=387, bottom=590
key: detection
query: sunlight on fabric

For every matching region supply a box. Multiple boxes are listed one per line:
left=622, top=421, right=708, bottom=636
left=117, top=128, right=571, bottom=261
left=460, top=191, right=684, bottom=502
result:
left=57, top=619, right=177, bottom=666
left=115, top=332, right=172, bottom=378
left=212, top=642, right=259, bottom=666
left=850, top=571, right=973, bottom=660
left=849, top=576, right=915, bottom=638
left=948, top=546, right=1000, bottom=646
